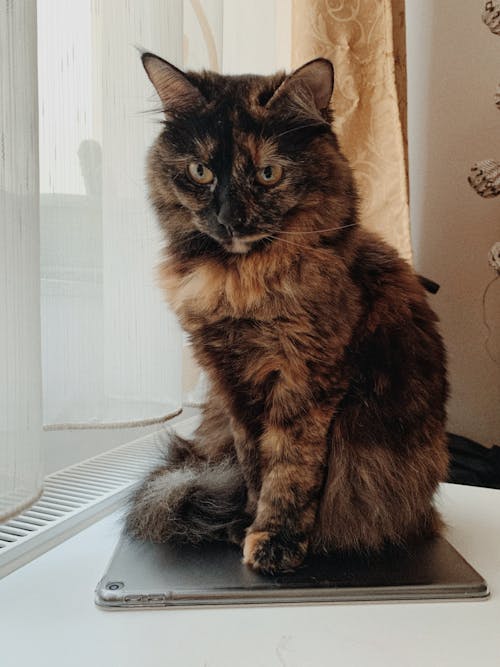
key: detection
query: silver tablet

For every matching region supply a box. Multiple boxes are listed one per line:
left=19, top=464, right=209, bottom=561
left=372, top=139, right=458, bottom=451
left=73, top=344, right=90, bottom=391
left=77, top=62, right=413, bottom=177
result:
left=95, top=535, right=488, bottom=609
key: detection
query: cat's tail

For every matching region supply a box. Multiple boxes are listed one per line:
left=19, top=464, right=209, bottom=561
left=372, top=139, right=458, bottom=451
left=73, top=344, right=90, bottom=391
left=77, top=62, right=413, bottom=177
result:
left=125, top=433, right=247, bottom=544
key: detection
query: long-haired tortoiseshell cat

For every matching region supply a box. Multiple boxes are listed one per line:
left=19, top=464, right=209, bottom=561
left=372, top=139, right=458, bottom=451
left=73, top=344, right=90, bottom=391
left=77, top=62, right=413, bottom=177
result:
left=126, top=54, right=449, bottom=574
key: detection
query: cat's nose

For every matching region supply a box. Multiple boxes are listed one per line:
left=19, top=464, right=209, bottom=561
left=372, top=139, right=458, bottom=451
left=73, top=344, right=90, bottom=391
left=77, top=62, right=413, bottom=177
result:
left=217, top=202, right=234, bottom=236
left=217, top=220, right=233, bottom=238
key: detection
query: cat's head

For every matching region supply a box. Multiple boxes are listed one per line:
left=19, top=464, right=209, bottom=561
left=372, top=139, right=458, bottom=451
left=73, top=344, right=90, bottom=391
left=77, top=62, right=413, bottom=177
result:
left=142, top=53, right=354, bottom=256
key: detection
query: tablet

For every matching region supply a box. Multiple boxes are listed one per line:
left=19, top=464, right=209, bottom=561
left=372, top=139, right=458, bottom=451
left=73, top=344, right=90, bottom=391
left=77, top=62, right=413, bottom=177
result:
left=95, top=534, right=488, bottom=609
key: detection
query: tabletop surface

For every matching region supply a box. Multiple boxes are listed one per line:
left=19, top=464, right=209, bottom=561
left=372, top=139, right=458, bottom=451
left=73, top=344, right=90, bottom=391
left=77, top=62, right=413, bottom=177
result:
left=1, top=482, right=499, bottom=667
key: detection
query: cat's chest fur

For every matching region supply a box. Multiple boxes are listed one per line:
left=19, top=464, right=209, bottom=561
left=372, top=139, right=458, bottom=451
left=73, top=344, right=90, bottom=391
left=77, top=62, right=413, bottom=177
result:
left=158, top=247, right=306, bottom=327
left=158, top=245, right=357, bottom=426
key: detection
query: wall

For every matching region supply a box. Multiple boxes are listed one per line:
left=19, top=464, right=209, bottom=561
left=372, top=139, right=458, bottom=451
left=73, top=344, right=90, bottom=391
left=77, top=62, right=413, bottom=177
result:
left=406, top=0, right=500, bottom=445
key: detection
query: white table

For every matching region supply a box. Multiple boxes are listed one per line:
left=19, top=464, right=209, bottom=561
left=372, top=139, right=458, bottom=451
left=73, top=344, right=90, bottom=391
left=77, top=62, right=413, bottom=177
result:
left=1, top=482, right=499, bottom=667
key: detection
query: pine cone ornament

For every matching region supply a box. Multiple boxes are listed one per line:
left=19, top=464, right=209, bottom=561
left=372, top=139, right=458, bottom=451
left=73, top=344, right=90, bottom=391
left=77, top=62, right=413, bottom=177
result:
left=468, top=159, right=500, bottom=198
left=489, top=242, right=500, bottom=274
left=483, top=1, right=500, bottom=35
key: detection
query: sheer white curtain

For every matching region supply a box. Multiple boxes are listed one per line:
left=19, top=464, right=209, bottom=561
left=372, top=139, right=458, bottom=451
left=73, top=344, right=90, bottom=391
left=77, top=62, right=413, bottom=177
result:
left=0, top=0, right=43, bottom=521
left=1, top=0, right=290, bottom=521
left=38, top=0, right=184, bottom=428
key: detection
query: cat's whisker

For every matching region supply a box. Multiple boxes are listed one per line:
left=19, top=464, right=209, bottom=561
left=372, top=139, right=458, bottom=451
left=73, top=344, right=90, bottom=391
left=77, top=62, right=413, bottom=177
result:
left=266, top=234, right=309, bottom=250
left=279, top=223, right=357, bottom=235
left=138, top=105, right=165, bottom=117
left=264, top=121, right=328, bottom=141
left=267, top=232, right=348, bottom=254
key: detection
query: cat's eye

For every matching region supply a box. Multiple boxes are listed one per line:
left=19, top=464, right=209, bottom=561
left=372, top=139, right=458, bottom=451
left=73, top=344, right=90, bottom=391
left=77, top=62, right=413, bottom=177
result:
left=256, top=165, right=283, bottom=186
left=187, top=162, right=214, bottom=185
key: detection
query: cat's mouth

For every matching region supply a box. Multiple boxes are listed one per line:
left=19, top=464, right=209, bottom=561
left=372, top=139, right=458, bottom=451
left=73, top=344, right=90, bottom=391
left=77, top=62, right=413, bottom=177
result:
left=221, top=236, right=261, bottom=254
left=221, top=233, right=270, bottom=254
left=192, top=217, right=269, bottom=254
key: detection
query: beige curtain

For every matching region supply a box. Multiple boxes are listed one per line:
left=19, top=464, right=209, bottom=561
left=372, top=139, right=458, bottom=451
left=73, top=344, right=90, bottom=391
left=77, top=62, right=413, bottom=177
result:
left=292, top=0, right=412, bottom=261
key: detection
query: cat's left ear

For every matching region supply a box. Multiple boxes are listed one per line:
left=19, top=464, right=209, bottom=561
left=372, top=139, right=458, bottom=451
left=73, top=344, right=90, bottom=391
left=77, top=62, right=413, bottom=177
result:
left=141, top=52, right=205, bottom=115
left=267, top=58, right=334, bottom=117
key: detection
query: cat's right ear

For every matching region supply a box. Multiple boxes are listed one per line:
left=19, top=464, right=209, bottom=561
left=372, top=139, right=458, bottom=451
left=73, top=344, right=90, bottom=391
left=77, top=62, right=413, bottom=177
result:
left=266, top=59, right=334, bottom=120
left=141, top=53, right=205, bottom=116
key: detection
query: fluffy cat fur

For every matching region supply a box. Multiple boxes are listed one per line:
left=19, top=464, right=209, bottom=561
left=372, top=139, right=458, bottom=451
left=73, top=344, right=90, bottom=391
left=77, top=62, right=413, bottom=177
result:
left=126, top=54, right=449, bottom=574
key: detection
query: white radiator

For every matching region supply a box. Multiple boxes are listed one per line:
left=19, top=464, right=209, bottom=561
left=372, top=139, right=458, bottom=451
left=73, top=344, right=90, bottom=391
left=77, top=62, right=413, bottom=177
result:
left=0, top=417, right=198, bottom=578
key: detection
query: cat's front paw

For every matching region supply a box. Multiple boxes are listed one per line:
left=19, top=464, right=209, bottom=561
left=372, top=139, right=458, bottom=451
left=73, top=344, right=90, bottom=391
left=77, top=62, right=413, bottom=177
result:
left=242, top=530, right=308, bottom=574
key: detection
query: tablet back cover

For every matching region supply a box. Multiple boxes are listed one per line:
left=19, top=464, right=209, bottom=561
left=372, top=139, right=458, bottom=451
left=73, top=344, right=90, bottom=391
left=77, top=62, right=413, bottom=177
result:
left=95, top=535, right=488, bottom=609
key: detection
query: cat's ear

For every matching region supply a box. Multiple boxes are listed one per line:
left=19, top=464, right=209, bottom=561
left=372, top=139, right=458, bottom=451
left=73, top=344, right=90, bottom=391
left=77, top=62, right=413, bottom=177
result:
left=267, top=58, right=334, bottom=117
left=141, top=52, right=205, bottom=115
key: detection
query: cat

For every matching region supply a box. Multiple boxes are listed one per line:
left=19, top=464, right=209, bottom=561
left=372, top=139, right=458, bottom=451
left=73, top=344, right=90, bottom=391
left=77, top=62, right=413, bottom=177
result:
left=125, top=53, right=449, bottom=574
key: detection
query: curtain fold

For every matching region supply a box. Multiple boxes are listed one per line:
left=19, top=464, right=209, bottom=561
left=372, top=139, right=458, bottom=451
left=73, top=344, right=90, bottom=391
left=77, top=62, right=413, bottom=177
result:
left=0, top=0, right=43, bottom=521
left=292, top=0, right=412, bottom=261
left=38, top=0, right=185, bottom=429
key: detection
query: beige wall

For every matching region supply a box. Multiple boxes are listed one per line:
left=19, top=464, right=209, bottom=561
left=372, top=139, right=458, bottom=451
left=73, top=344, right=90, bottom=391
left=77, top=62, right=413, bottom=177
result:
left=406, top=0, right=500, bottom=445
